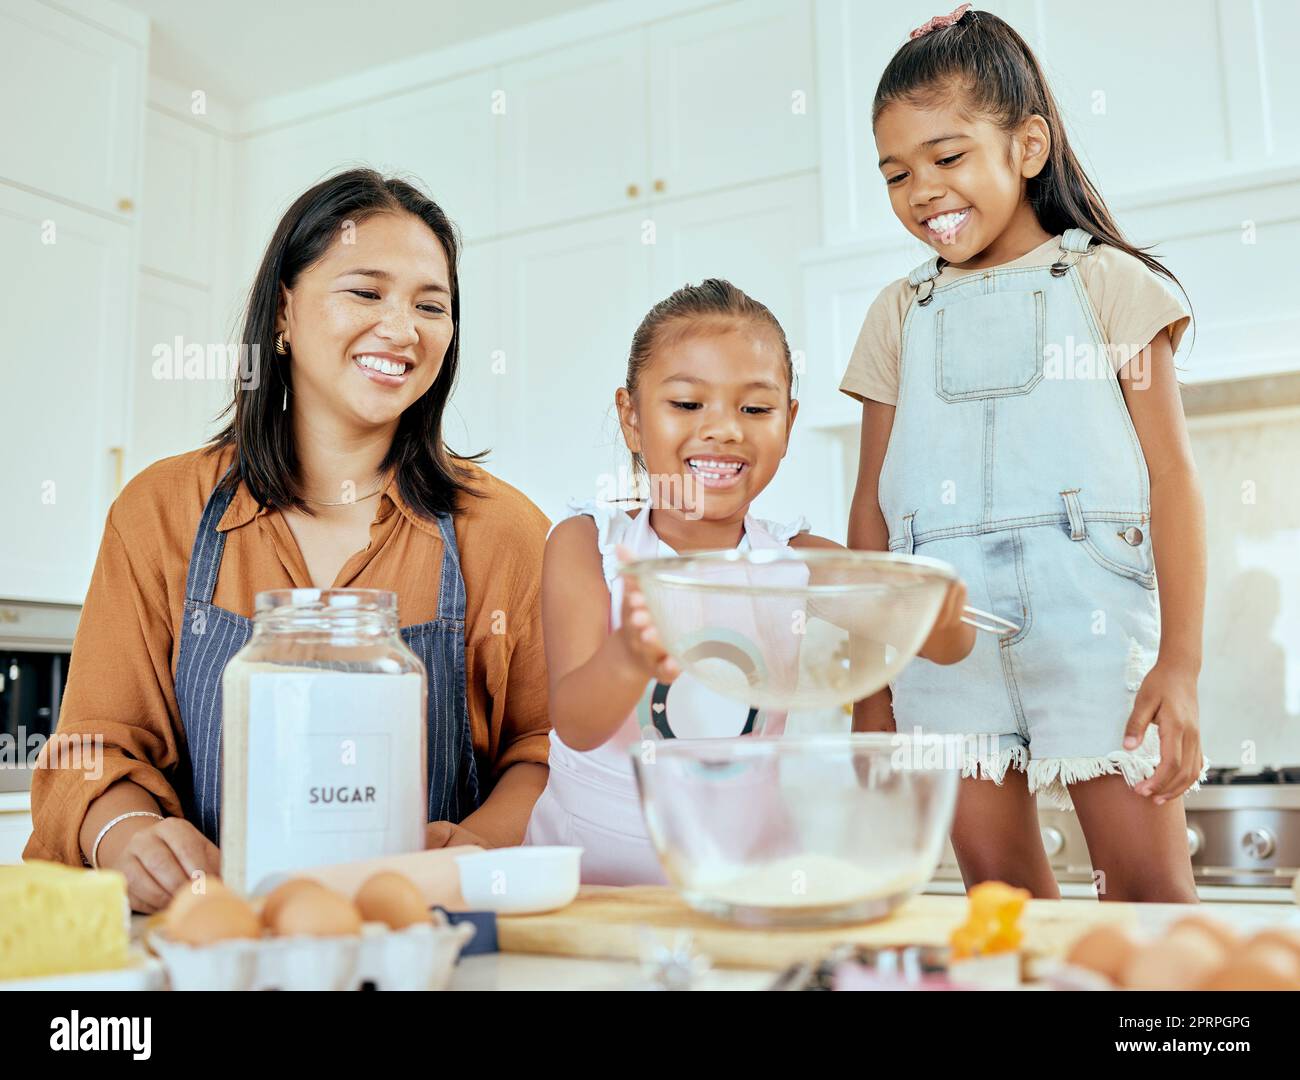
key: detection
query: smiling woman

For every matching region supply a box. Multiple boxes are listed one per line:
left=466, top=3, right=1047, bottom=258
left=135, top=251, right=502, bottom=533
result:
left=25, top=170, right=552, bottom=913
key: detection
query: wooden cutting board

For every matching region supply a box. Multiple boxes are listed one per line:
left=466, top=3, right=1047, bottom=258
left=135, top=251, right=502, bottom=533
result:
left=497, top=886, right=1136, bottom=971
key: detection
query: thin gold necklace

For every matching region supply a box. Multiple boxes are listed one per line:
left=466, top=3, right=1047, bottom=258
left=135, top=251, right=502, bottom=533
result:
left=302, top=482, right=385, bottom=506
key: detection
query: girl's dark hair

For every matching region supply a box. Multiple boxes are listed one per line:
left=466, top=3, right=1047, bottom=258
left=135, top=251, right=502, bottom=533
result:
left=873, top=8, right=1188, bottom=300
left=624, top=278, right=794, bottom=476
left=209, top=167, right=481, bottom=517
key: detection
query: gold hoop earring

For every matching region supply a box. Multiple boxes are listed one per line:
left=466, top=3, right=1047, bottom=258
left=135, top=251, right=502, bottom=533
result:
left=274, top=332, right=288, bottom=355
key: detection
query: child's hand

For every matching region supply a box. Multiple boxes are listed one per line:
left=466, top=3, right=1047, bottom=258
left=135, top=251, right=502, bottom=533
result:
left=918, top=579, right=976, bottom=665
left=1123, top=661, right=1204, bottom=804
left=614, top=544, right=681, bottom=684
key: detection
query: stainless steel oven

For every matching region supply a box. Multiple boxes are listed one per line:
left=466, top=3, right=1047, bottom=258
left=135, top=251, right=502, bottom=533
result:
left=0, top=600, right=80, bottom=793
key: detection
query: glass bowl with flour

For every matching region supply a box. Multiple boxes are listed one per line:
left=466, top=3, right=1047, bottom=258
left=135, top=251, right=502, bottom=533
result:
left=221, top=589, right=427, bottom=894
left=632, top=735, right=958, bottom=926
left=622, top=549, right=957, bottom=711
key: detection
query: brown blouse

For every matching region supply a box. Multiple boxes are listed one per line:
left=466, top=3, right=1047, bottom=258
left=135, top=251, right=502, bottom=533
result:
left=25, top=443, right=551, bottom=864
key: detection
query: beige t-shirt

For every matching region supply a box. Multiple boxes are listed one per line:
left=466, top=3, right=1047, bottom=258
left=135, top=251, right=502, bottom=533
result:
left=839, top=236, right=1192, bottom=407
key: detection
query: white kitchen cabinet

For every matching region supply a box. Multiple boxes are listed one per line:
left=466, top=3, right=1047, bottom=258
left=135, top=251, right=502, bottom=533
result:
left=485, top=176, right=822, bottom=523
left=450, top=237, right=512, bottom=484
left=648, top=0, right=816, bottom=201
left=649, top=173, right=826, bottom=530
left=497, top=29, right=649, bottom=236
left=0, top=0, right=145, bottom=219
left=0, top=184, right=132, bottom=604
left=495, top=0, right=816, bottom=237
left=235, top=108, right=367, bottom=281
left=362, top=71, right=501, bottom=241
left=130, top=272, right=231, bottom=479
left=649, top=174, right=819, bottom=362
left=491, top=211, right=655, bottom=520
left=139, top=109, right=218, bottom=285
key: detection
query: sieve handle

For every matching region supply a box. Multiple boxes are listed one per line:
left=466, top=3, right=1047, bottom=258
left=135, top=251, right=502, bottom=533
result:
left=961, top=605, right=1020, bottom=636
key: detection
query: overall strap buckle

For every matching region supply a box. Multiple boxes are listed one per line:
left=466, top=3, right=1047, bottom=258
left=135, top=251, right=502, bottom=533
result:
left=1060, top=489, right=1087, bottom=540
left=1050, top=228, right=1095, bottom=277
left=909, top=256, right=944, bottom=306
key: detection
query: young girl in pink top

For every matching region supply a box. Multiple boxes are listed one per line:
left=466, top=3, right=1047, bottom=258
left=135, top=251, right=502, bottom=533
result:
left=525, top=278, right=974, bottom=884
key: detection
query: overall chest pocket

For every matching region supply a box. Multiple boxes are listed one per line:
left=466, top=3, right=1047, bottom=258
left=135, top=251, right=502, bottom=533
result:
left=935, top=288, right=1045, bottom=402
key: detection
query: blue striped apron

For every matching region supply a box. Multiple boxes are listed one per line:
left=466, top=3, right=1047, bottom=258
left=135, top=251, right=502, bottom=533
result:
left=173, top=467, right=480, bottom=844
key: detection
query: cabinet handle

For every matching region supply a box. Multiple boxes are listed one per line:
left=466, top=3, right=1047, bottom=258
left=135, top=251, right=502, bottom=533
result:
left=653, top=179, right=666, bottom=193
left=109, top=446, right=124, bottom=494
left=116, top=197, right=134, bottom=213
left=626, top=183, right=640, bottom=199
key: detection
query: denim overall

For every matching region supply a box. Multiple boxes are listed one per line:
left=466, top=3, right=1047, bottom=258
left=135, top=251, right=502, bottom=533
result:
left=881, top=230, right=1174, bottom=810
left=173, top=467, right=480, bottom=842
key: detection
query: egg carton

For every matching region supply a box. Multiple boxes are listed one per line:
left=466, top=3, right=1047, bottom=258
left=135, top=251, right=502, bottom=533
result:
left=148, top=914, right=476, bottom=991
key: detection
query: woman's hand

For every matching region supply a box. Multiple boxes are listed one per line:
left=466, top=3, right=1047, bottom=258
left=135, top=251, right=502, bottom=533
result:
left=918, top=579, right=976, bottom=665
left=1124, top=661, right=1203, bottom=804
left=425, top=820, right=487, bottom=848
left=99, top=816, right=221, bottom=914
left=614, top=543, right=680, bottom=684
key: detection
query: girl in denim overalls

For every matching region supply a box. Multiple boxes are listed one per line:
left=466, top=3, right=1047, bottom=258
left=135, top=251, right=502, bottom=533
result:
left=844, top=7, right=1208, bottom=901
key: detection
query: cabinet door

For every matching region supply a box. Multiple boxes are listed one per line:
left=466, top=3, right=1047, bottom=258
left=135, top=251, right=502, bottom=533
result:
left=235, top=109, right=366, bottom=281
left=451, top=238, right=507, bottom=473
left=140, top=109, right=218, bottom=285
left=131, top=273, right=231, bottom=480
left=649, top=174, right=825, bottom=528
left=650, top=174, right=819, bottom=357
left=498, top=29, right=649, bottom=235
left=0, top=0, right=144, bottom=217
left=362, top=72, right=501, bottom=241
left=492, top=212, right=654, bottom=520
left=648, top=0, right=816, bottom=200
left=0, top=185, right=132, bottom=604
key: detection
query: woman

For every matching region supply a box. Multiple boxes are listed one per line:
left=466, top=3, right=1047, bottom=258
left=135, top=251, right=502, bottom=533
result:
left=26, top=170, right=551, bottom=912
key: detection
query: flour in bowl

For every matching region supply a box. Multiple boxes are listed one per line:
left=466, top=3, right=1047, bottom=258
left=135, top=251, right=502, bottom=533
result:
left=700, top=853, right=927, bottom=909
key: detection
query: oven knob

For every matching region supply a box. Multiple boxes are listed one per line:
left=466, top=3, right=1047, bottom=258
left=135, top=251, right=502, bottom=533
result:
left=1241, top=828, right=1276, bottom=860
left=1186, top=825, right=1202, bottom=857
left=1041, top=826, right=1064, bottom=857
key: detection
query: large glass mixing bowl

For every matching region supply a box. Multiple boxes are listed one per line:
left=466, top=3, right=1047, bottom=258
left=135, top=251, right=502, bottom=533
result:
left=623, top=549, right=956, bottom=711
left=632, top=734, right=959, bottom=926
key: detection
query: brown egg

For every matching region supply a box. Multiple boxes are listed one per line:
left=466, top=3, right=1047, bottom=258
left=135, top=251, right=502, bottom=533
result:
left=166, top=893, right=262, bottom=946
left=260, top=878, right=329, bottom=929
left=1169, top=914, right=1240, bottom=951
left=1199, top=945, right=1300, bottom=991
left=1121, top=931, right=1224, bottom=990
left=1065, top=925, right=1140, bottom=984
left=354, top=871, right=432, bottom=930
left=1245, top=927, right=1300, bottom=962
left=162, top=876, right=230, bottom=928
left=271, top=886, right=362, bottom=938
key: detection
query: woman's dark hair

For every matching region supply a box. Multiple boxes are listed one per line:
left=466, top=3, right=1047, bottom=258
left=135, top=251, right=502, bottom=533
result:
left=624, top=278, right=794, bottom=477
left=209, top=168, right=481, bottom=517
left=873, top=9, right=1188, bottom=301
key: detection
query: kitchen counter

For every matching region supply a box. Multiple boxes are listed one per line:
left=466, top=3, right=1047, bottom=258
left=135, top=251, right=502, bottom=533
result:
left=75, top=890, right=1293, bottom=992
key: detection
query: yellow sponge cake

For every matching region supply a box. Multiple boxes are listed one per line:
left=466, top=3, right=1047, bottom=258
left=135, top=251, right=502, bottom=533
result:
left=0, top=861, right=130, bottom=980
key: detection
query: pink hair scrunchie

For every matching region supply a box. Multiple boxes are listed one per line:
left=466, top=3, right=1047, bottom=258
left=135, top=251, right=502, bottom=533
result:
left=909, top=3, right=972, bottom=40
